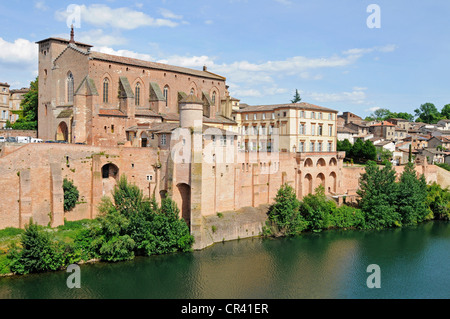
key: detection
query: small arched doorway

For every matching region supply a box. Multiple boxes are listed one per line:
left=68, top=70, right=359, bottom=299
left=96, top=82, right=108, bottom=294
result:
left=176, top=183, right=191, bottom=227
left=304, top=174, right=313, bottom=196
left=329, top=172, right=337, bottom=194
left=56, top=122, right=69, bottom=142
left=101, top=163, right=119, bottom=197
left=316, top=173, right=325, bottom=192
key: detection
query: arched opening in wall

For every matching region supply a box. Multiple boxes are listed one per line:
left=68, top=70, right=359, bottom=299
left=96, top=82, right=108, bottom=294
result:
left=141, top=131, right=148, bottom=147
left=329, top=172, right=337, bottom=194
left=101, top=163, right=119, bottom=197
left=176, top=183, right=191, bottom=227
left=317, top=158, right=326, bottom=167
left=304, top=173, right=313, bottom=196
left=304, top=158, right=313, bottom=167
left=316, top=173, right=325, bottom=192
left=329, top=157, right=337, bottom=166
left=56, top=121, right=69, bottom=142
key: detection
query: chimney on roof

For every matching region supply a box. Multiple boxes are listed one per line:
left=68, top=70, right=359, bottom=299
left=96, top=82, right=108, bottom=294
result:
left=203, top=65, right=207, bottom=71
left=69, top=25, right=75, bottom=44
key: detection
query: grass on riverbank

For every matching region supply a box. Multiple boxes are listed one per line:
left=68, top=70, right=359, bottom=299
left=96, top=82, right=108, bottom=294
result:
left=0, top=219, right=98, bottom=275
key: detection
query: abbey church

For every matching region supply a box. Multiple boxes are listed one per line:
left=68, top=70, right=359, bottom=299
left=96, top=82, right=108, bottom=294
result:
left=37, top=28, right=236, bottom=147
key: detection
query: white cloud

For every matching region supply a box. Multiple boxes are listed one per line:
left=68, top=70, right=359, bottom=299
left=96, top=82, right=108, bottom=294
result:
left=94, top=46, right=154, bottom=62
left=274, top=0, right=293, bottom=5
left=0, top=38, right=37, bottom=64
left=52, top=29, right=128, bottom=47
left=157, top=55, right=216, bottom=68
left=55, top=4, right=179, bottom=30
left=308, top=89, right=367, bottom=105
left=35, top=1, right=49, bottom=11
left=158, top=8, right=183, bottom=20
left=365, top=106, right=381, bottom=112
left=343, top=44, right=398, bottom=58
left=205, top=20, right=214, bottom=25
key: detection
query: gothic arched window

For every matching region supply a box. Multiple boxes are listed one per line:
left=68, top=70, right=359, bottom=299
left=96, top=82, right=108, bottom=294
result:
left=163, top=85, right=169, bottom=107
left=135, top=83, right=141, bottom=106
left=103, top=78, right=109, bottom=103
left=67, top=72, right=74, bottom=104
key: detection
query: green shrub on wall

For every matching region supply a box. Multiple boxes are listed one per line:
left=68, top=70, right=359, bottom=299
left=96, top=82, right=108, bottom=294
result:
left=63, top=178, right=79, bottom=212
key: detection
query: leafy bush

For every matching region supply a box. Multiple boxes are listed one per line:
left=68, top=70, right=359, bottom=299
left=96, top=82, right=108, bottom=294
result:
left=264, top=183, right=307, bottom=236
left=329, top=205, right=365, bottom=229
left=426, top=182, right=450, bottom=220
left=7, top=219, right=67, bottom=274
left=299, top=185, right=336, bottom=232
left=63, top=179, right=79, bottom=212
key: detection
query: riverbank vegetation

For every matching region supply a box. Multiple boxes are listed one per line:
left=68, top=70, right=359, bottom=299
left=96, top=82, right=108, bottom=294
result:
left=1, top=176, right=193, bottom=275
left=263, top=161, right=449, bottom=237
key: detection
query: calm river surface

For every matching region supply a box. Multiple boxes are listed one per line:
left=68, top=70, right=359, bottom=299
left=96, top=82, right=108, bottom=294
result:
left=0, top=221, right=448, bottom=299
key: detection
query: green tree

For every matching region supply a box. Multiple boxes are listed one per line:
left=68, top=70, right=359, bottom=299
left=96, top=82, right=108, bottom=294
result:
left=337, top=139, right=352, bottom=156
left=379, top=148, right=393, bottom=162
left=11, top=77, right=38, bottom=130
left=426, top=183, right=450, bottom=220
left=63, top=178, right=79, bottom=212
left=357, top=161, right=400, bottom=229
left=299, top=185, right=336, bottom=232
left=361, top=140, right=377, bottom=162
left=7, top=219, right=65, bottom=274
left=291, top=89, right=301, bottom=103
left=441, top=104, right=450, bottom=119
left=265, top=183, right=306, bottom=236
left=414, top=103, right=441, bottom=124
left=371, top=108, right=392, bottom=121
left=396, top=162, right=430, bottom=225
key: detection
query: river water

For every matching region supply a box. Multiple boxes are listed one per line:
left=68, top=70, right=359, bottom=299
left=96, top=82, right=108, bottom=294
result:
left=0, top=221, right=448, bottom=299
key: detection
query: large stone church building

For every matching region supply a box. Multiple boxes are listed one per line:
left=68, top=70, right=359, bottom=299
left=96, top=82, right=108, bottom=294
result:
left=37, top=28, right=235, bottom=147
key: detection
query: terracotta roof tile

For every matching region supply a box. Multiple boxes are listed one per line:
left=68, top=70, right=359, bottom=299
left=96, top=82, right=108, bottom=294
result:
left=89, top=51, right=226, bottom=81
left=98, top=109, right=126, bottom=117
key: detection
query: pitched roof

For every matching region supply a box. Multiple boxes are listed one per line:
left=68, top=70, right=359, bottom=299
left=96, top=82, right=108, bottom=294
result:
left=370, top=121, right=396, bottom=127
left=88, top=51, right=226, bottom=81
left=134, top=108, right=162, bottom=118
left=35, top=37, right=93, bottom=48
left=237, top=102, right=338, bottom=113
left=98, top=109, right=126, bottom=117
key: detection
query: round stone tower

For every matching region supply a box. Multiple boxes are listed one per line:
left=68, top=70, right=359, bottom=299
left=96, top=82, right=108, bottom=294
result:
left=179, top=93, right=204, bottom=130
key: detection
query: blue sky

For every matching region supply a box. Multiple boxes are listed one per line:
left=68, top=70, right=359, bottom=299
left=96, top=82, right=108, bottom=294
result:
left=1, top=0, right=450, bottom=118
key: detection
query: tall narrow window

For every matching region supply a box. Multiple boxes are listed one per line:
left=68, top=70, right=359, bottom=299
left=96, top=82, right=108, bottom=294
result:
left=103, top=78, right=109, bottom=103
left=67, top=72, right=74, bottom=104
left=135, top=83, right=141, bottom=106
left=212, top=91, right=216, bottom=105
left=163, top=86, right=169, bottom=107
